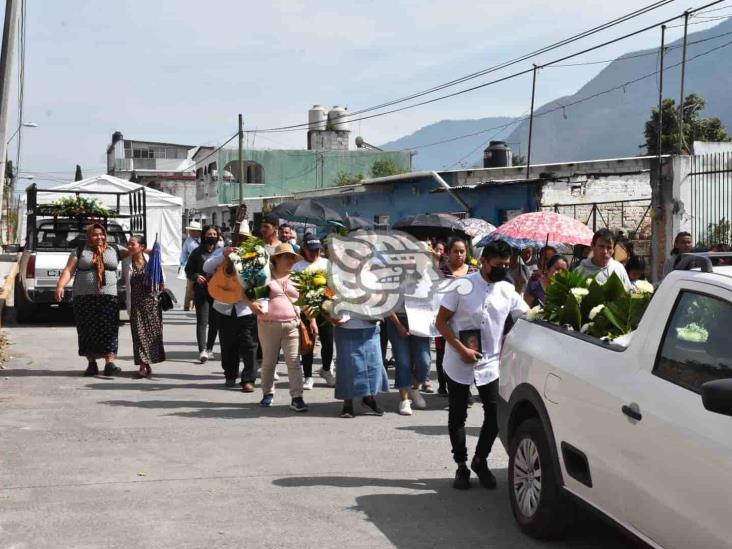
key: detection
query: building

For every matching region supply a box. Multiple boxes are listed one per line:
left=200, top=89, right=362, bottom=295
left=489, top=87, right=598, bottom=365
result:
left=106, top=132, right=197, bottom=216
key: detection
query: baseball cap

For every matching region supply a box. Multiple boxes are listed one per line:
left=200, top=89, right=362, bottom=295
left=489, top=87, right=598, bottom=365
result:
left=302, top=233, right=322, bottom=251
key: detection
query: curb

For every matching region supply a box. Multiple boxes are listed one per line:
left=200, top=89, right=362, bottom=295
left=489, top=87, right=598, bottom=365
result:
left=0, top=262, right=19, bottom=328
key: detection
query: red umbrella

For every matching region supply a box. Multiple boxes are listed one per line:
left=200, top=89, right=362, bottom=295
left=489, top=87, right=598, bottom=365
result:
left=477, top=211, right=594, bottom=249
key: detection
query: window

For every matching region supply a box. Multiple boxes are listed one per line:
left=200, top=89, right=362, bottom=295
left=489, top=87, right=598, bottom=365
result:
left=654, top=291, right=732, bottom=393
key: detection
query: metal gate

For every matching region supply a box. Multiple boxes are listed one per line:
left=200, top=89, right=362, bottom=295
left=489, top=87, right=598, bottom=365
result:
left=689, top=152, right=732, bottom=246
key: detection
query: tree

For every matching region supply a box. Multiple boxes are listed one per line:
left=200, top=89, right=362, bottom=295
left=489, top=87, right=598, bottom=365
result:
left=643, top=93, right=730, bottom=155
left=512, top=154, right=527, bottom=166
left=334, top=171, right=363, bottom=187
left=370, top=158, right=407, bottom=178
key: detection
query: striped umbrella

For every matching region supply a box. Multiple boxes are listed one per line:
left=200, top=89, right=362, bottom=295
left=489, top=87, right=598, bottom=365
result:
left=144, top=233, right=164, bottom=292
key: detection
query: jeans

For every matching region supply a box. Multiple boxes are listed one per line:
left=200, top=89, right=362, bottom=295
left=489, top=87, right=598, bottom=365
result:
left=447, top=375, right=499, bottom=464
left=379, top=320, right=389, bottom=364
left=216, top=310, right=259, bottom=384
left=386, top=316, right=431, bottom=390
left=301, top=315, right=333, bottom=377
left=258, top=319, right=302, bottom=398
left=194, top=293, right=218, bottom=352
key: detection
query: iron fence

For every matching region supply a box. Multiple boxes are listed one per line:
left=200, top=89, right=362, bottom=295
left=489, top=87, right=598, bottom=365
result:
left=689, top=153, right=732, bottom=246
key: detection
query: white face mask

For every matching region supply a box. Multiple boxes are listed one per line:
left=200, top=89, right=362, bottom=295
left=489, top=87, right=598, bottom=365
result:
left=289, top=238, right=297, bottom=245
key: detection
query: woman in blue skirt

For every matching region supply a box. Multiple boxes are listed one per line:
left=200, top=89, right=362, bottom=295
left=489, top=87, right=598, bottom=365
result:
left=332, top=316, right=390, bottom=418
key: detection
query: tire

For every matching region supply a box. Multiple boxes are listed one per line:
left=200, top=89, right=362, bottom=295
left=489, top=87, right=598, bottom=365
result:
left=14, top=279, right=36, bottom=323
left=508, top=417, right=573, bottom=539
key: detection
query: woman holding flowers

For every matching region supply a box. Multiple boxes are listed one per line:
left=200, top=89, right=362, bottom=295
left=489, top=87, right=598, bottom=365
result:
left=258, top=243, right=318, bottom=412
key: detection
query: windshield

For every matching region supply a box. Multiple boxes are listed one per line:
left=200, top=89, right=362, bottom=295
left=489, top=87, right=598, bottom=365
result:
left=34, top=223, right=128, bottom=251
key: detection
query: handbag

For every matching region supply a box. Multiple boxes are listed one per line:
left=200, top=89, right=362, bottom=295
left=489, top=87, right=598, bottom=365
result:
left=159, top=288, right=177, bottom=312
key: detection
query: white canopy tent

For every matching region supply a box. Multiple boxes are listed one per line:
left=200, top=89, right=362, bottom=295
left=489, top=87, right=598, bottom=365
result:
left=50, top=175, right=183, bottom=265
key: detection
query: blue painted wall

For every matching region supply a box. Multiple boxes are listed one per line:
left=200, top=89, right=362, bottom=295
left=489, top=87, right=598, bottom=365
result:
left=310, top=175, right=539, bottom=226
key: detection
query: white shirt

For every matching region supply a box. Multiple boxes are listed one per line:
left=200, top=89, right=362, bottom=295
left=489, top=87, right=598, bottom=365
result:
left=202, top=247, right=252, bottom=317
left=575, top=257, right=632, bottom=290
left=440, top=270, right=528, bottom=386
left=292, top=256, right=329, bottom=273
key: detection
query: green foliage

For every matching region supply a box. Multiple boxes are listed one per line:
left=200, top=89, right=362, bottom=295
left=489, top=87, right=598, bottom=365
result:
left=543, top=270, right=592, bottom=323
left=643, top=94, right=730, bottom=155
left=370, top=158, right=408, bottom=178
left=334, top=171, right=363, bottom=187
left=49, top=196, right=110, bottom=217
left=698, top=217, right=731, bottom=247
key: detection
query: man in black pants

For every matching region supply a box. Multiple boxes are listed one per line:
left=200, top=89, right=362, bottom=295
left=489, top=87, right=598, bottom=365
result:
left=436, top=240, right=528, bottom=490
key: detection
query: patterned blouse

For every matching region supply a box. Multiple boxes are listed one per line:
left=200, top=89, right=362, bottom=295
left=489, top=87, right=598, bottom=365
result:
left=72, top=246, right=121, bottom=296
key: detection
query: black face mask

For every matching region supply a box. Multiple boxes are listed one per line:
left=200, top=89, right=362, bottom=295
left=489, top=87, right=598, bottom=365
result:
left=488, top=266, right=508, bottom=283
left=205, top=236, right=218, bottom=246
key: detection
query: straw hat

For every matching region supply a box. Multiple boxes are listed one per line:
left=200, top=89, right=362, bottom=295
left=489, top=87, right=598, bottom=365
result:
left=271, top=243, right=303, bottom=262
left=186, top=221, right=202, bottom=231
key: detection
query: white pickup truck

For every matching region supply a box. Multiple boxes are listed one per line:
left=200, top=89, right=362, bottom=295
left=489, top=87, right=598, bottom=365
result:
left=498, top=254, right=732, bottom=548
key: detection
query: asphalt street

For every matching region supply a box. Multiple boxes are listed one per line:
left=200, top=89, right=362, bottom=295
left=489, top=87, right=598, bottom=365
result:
left=0, top=267, right=631, bottom=548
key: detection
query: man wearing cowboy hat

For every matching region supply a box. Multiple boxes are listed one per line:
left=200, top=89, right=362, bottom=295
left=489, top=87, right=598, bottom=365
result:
left=181, top=221, right=202, bottom=311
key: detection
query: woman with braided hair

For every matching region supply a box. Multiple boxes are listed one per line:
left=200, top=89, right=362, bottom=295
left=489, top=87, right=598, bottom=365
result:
left=56, top=223, right=131, bottom=376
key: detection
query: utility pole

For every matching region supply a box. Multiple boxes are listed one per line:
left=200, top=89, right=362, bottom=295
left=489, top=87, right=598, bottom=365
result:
left=238, top=113, right=244, bottom=206
left=0, top=0, right=20, bottom=228
left=657, top=25, right=666, bottom=162
left=678, top=11, right=690, bottom=154
left=526, top=64, right=538, bottom=180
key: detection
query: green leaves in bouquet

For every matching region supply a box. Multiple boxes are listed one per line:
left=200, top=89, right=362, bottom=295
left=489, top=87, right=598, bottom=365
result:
left=559, top=293, right=582, bottom=331
left=588, top=292, right=652, bottom=339
left=245, top=285, right=270, bottom=300
left=543, top=270, right=591, bottom=323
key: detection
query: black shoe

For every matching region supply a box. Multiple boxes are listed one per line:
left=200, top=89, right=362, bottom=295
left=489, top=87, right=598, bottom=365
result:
left=467, top=394, right=474, bottom=407
left=103, top=363, right=121, bottom=376
left=290, top=397, right=308, bottom=412
left=453, top=464, right=471, bottom=490
left=224, top=378, right=237, bottom=387
left=362, top=396, right=384, bottom=416
left=83, top=362, right=99, bottom=376
left=471, top=457, right=497, bottom=489
left=339, top=404, right=354, bottom=418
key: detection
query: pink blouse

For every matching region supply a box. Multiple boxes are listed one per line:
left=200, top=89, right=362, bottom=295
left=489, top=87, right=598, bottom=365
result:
left=261, top=277, right=299, bottom=322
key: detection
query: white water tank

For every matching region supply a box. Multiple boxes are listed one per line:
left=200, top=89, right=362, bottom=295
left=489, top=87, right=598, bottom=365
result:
left=308, top=105, right=327, bottom=131
left=328, top=106, right=350, bottom=132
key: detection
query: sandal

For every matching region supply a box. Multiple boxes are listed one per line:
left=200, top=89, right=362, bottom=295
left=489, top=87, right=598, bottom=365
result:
left=133, top=365, right=151, bottom=379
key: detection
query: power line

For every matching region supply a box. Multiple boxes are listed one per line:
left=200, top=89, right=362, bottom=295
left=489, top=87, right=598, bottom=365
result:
left=247, top=0, right=725, bottom=134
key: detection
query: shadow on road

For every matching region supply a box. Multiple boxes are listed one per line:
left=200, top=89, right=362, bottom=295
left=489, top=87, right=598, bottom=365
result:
left=396, top=424, right=481, bottom=437
left=272, top=475, right=630, bottom=548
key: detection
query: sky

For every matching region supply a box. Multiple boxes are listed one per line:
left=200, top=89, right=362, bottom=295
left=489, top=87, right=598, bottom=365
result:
left=4, top=0, right=727, bottom=184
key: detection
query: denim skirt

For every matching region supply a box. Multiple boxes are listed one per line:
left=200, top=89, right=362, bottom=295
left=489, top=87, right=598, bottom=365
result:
left=334, top=325, right=390, bottom=400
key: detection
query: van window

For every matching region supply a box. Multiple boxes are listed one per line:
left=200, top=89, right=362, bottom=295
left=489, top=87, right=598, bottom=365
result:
left=35, top=224, right=127, bottom=251
left=654, top=291, right=732, bottom=393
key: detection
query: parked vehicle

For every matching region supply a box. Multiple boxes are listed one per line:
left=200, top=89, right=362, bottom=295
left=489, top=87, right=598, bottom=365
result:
left=14, top=184, right=146, bottom=322
left=498, top=253, right=732, bottom=548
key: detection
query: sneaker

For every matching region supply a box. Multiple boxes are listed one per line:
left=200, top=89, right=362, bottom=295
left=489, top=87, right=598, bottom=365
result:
left=398, top=400, right=413, bottom=416
left=103, top=363, right=121, bottom=377
left=199, top=350, right=208, bottom=364
left=83, top=362, right=99, bottom=376
left=362, top=396, right=384, bottom=416
left=260, top=393, right=274, bottom=407
left=409, top=389, right=427, bottom=410
left=422, top=381, right=435, bottom=394
left=340, top=404, right=354, bottom=418
left=303, top=377, right=314, bottom=390
left=471, top=457, right=497, bottom=489
left=318, top=368, right=336, bottom=387
left=453, top=464, right=471, bottom=490
left=290, top=397, right=308, bottom=412
left=273, top=371, right=280, bottom=381
left=206, top=349, right=215, bottom=360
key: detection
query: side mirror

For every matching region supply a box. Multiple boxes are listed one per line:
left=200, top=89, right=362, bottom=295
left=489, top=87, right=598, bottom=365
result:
left=701, top=379, right=732, bottom=417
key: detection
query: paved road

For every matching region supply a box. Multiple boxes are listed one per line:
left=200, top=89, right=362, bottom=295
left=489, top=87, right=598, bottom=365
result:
left=0, top=268, right=631, bottom=548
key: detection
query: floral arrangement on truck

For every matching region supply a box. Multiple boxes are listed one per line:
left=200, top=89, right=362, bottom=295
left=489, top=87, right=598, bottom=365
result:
left=526, top=270, right=654, bottom=340
left=49, top=196, right=110, bottom=217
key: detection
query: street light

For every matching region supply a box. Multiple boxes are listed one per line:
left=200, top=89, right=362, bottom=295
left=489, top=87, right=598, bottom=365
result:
left=6, top=122, right=38, bottom=144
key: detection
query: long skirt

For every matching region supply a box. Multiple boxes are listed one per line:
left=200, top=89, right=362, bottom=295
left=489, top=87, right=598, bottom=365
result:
left=334, top=325, right=389, bottom=401
left=130, top=293, right=166, bottom=366
left=73, top=294, right=119, bottom=359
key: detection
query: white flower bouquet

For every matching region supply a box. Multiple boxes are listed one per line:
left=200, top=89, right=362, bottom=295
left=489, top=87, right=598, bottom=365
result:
left=228, top=237, right=270, bottom=290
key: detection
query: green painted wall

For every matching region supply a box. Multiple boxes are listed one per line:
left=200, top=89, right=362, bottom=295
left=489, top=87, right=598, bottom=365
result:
left=216, top=148, right=411, bottom=203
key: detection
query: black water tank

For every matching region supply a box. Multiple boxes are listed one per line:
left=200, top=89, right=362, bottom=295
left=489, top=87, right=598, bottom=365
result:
left=483, top=141, right=512, bottom=168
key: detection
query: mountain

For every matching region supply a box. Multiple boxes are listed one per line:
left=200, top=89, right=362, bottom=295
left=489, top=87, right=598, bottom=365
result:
left=382, top=18, right=732, bottom=167
left=380, top=117, right=515, bottom=170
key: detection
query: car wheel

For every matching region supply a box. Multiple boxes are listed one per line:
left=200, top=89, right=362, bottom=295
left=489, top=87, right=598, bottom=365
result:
left=508, top=417, right=573, bottom=539
left=13, top=279, right=35, bottom=323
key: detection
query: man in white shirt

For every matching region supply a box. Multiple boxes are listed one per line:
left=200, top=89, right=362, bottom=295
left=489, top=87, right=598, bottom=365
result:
left=436, top=240, right=528, bottom=490
left=293, top=233, right=334, bottom=388
left=203, top=246, right=263, bottom=391
left=180, top=221, right=202, bottom=311
left=574, top=228, right=632, bottom=290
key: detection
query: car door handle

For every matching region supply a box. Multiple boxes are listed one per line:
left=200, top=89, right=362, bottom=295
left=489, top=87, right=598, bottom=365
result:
left=621, top=405, right=642, bottom=421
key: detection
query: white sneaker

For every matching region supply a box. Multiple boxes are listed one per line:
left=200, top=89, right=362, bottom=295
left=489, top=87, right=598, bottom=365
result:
left=206, top=349, right=215, bottom=360
left=399, top=399, right=413, bottom=416
left=318, top=368, right=336, bottom=387
left=273, top=370, right=280, bottom=381
left=199, top=350, right=208, bottom=364
left=409, top=389, right=427, bottom=410
left=303, top=377, right=314, bottom=390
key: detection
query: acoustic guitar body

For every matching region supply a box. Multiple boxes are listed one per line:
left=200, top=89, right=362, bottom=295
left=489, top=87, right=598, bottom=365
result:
left=208, top=260, right=245, bottom=304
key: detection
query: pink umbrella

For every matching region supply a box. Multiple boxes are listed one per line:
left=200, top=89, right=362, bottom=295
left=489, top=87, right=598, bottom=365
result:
left=477, top=211, right=594, bottom=249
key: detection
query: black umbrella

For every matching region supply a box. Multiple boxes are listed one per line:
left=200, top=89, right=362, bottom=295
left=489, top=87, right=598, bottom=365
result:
left=271, top=199, right=343, bottom=225
left=392, top=213, right=468, bottom=239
